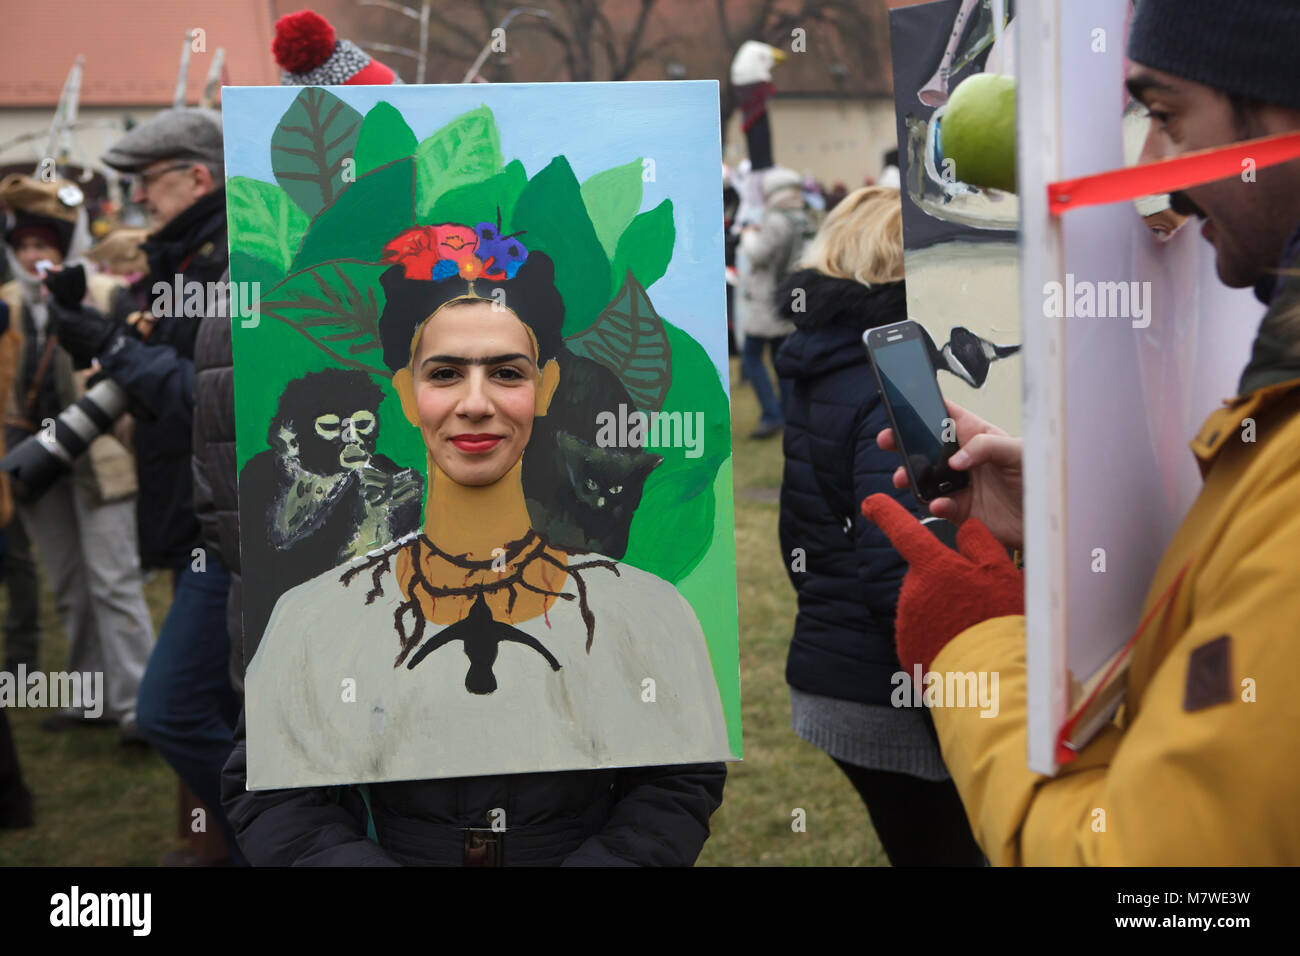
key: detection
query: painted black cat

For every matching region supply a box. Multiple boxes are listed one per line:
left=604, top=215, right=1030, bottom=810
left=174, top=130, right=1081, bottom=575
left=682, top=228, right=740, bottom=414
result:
left=524, top=347, right=663, bottom=557
left=526, top=427, right=662, bottom=558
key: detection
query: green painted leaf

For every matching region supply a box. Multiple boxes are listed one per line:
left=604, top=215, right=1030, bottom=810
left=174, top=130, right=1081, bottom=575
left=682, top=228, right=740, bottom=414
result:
left=258, top=260, right=390, bottom=374
left=226, top=176, right=308, bottom=274
left=565, top=272, right=671, bottom=411
left=228, top=249, right=286, bottom=308
left=271, top=87, right=363, bottom=218
left=673, top=457, right=741, bottom=754
left=609, top=199, right=675, bottom=299
left=414, top=106, right=503, bottom=220
left=426, top=159, right=527, bottom=231
left=354, top=102, right=418, bottom=176
left=621, top=322, right=730, bottom=583
left=290, top=158, right=417, bottom=273
left=510, top=156, right=611, bottom=337
left=580, top=159, right=643, bottom=261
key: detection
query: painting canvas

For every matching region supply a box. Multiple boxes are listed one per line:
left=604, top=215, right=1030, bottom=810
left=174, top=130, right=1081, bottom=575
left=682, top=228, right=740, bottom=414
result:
left=222, top=82, right=740, bottom=789
left=888, top=0, right=1022, bottom=434
left=1017, top=1, right=1257, bottom=771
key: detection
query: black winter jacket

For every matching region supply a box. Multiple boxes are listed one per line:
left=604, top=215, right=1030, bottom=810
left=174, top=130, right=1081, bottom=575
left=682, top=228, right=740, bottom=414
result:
left=221, top=708, right=725, bottom=865
left=192, top=261, right=243, bottom=690
left=98, top=188, right=228, bottom=569
left=774, top=270, right=926, bottom=706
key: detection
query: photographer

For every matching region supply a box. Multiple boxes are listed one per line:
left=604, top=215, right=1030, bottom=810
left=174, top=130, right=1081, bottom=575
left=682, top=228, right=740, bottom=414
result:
left=0, top=175, right=152, bottom=741
left=47, top=109, right=245, bottom=865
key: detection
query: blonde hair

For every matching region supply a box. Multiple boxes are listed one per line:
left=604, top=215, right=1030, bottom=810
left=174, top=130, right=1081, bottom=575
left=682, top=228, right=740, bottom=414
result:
left=799, top=186, right=905, bottom=285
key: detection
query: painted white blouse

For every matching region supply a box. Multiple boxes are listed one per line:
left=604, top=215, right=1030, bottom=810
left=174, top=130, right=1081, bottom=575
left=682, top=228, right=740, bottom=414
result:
left=244, top=543, right=734, bottom=789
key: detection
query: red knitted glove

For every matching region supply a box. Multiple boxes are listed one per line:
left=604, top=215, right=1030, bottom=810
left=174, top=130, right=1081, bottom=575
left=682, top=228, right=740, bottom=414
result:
left=860, top=493, right=1025, bottom=674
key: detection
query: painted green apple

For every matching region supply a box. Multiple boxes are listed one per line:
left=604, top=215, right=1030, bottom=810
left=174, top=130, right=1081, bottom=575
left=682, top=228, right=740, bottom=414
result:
left=940, top=73, right=1017, bottom=193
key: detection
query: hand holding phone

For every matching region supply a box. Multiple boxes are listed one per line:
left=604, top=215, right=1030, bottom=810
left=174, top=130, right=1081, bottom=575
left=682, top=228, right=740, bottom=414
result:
left=879, top=397, right=1025, bottom=551
left=864, top=320, right=970, bottom=504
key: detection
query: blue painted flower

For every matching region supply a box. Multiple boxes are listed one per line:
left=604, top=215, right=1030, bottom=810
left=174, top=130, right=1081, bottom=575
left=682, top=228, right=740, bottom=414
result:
left=474, top=211, right=528, bottom=280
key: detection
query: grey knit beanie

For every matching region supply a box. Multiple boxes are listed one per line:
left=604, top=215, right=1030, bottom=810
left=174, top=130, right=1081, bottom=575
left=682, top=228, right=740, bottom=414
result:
left=1127, top=0, right=1300, bottom=111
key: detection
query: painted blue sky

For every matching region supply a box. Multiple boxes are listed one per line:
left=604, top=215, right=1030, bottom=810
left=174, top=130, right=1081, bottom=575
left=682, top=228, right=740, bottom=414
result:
left=222, top=81, right=729, bottom=382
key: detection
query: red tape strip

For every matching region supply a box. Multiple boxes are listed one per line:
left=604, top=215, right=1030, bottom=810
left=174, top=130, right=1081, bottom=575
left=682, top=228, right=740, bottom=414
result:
left=1048, top=130, right=1300, bottom=216
left=1053, top=560, right=1192, bottom=766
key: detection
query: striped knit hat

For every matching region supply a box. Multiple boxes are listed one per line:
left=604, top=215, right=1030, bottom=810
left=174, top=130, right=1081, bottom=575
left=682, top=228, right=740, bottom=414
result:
left=273, top=9, right=399, bottom=86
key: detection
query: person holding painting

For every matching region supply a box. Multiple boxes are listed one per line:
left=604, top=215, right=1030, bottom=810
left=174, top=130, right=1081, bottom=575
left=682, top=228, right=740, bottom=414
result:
left=223, top=239, right=728, bottom=867
left=859, top=0, right=1300, bottom=864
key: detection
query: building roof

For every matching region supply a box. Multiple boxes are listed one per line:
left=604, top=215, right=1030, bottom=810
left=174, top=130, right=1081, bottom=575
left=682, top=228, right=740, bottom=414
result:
left=0, top=0, right=278, bottom=108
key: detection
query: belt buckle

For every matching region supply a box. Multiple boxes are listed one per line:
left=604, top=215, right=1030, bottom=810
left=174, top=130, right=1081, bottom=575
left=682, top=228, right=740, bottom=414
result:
left=463, top=828, right=503, bottom=867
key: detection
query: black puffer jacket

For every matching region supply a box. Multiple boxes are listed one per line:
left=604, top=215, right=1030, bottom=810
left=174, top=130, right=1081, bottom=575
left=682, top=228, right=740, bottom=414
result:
left=773, top=269, right=926, bottom=706
left=98, top=188, right=227, bottom=569
left=221, top=708, right=725, bottom=865
left=192, top=263, right=242, bottom=690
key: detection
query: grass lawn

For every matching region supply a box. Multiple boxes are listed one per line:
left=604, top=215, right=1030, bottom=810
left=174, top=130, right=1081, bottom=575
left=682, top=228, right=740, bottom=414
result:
left=0, top=356, right=886, bottom=866
left=0, top=571, right=181, bottom=866
left=696, top=359, right=885, bottom=866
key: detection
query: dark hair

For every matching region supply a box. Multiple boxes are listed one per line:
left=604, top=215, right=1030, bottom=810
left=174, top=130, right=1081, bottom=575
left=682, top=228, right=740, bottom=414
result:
left=377, top=251, right=565, bottom=373
left=270, top=368, right=385, bottom=444
left=5, top=212, right=74, bottom=258
left=1227, top=92, right=1272, bottom=140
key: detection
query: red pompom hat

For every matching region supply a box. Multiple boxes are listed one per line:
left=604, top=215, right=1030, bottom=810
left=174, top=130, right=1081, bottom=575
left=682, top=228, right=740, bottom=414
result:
left=273, top=9, right=399, bottom=86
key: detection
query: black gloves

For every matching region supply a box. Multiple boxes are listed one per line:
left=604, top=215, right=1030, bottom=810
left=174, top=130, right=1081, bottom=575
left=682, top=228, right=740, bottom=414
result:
left=50, top=302, right=118, bottom=368
left=41, top=263, right=87, bottom=310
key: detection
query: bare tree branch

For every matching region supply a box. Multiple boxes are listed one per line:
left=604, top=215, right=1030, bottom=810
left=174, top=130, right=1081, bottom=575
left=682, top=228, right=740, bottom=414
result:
left=618, top=0, right=658, bottom=77
left=592, top=8, right=623, bottom=78
left=519, top=15, right=579, bottom=81
left=424, top=1, right=494, bottom=50
left=631, top=35, right=680, bottom=69
left=715, top=0, right=733, bottom=49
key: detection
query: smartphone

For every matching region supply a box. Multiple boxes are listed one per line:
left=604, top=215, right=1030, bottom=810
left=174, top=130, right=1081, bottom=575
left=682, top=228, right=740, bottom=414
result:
left=863, top=320, right=970, bottom=503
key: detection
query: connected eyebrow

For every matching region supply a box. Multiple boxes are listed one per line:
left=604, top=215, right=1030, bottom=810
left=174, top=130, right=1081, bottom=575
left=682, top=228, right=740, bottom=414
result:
left=422, top=353, right=534, bottom=367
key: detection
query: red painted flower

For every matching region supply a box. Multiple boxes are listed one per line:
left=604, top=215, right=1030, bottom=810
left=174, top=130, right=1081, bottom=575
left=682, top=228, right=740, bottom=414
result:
left=382, top=224, right=483, bottom=280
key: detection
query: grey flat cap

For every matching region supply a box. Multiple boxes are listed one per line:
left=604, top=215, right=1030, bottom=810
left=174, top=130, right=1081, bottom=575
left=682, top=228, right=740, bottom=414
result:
left=101, top=108, right=224, bottom=174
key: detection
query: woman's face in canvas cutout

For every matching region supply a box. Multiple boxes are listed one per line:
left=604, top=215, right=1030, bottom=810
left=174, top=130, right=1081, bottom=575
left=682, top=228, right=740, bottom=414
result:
left=403, top=299, right=552, bottom=487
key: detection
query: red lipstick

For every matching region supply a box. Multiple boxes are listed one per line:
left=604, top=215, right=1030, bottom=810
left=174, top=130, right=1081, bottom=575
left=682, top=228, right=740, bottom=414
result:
left=451, top=434, right=503, bottom=453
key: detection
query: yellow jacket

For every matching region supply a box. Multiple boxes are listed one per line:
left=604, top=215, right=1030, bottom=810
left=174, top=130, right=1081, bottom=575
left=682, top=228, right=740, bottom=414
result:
left=933, top=377, right=1300, bottom=865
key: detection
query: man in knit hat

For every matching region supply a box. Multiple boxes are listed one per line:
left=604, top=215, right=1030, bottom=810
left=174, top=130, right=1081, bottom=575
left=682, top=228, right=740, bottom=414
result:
left=0, top=174, right=154, bottom=742
left=857, top=0, right=1300, bottom=864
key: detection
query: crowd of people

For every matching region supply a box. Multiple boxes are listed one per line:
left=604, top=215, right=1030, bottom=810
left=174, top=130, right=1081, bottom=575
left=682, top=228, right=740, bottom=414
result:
left=2, top=0, right=1299, bottom=866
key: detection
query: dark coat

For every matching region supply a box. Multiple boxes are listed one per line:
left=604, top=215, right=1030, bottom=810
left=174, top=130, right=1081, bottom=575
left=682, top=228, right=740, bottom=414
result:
left=98, top=188, right=228, bottom=569
left=773, top=269, right=927, bottom=706
left=221, top=708, right=725, bottom=866
left=191, top=260, right=242, bottom=688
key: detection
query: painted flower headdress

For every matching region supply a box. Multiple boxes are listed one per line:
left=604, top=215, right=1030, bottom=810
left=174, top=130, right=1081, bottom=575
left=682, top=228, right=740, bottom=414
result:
left=382, top=209, right=528, bottom=282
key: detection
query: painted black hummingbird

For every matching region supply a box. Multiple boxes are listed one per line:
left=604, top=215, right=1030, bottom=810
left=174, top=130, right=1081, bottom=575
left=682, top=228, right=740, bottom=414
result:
left=406, top=590, right=562, bottom=694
